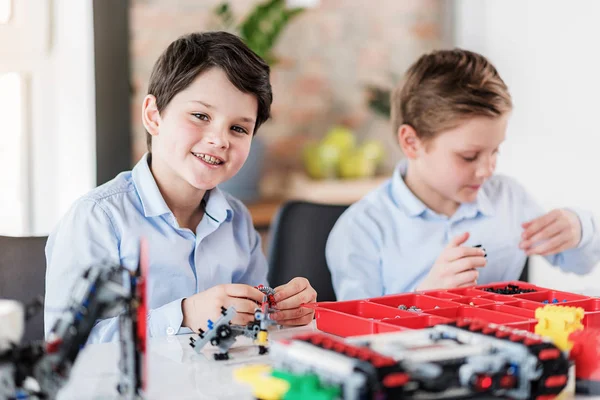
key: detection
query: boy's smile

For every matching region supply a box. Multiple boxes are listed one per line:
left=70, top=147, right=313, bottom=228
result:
left=192, top=152, right=225, bottom=166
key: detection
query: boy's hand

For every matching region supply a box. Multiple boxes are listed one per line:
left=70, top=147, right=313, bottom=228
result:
left=416, top=232, right=486, bottom=291
left=520, top=209, right=582, bottom=256
left=272, top=277, right=317, bottom=326
left=181, top=284, right=264, bottom=332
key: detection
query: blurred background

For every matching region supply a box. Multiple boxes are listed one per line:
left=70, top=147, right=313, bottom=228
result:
left=1, top=0, right=599, bottom=294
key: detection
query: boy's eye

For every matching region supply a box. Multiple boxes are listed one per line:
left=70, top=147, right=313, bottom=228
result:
left=461, top=155, right=478, bottom=162
left=231, top=125, right=248, bottom=135
left=192, top=113, right=209, bottom=121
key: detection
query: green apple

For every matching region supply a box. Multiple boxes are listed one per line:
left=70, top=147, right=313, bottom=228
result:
left=338, top=150, right=376, bottom=179
left=359, top=139, right=385, bottom=165
left=303, top=142, right=339, bottom=179
left=321, top=126, right=356, bottom=154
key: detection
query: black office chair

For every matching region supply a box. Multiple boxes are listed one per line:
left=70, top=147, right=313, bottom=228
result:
left=0, top=235, right=48, bottom=341
left=267, top=201, right=348, bottom=302
left=519, top=257, right=530, bottom=282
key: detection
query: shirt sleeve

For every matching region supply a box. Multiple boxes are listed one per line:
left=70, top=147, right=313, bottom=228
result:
left=325, top=206, right=383, bottom=301
left=517, top=181, right=600, bottom=274
left=44, top=199, right=121, bottom=342
left=45, top=199, right=192, bottom=343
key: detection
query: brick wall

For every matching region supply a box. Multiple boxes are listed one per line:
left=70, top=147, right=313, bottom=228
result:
left=130, top=0, right=445, bottom=190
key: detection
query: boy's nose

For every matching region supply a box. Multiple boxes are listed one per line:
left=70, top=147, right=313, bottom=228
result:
left=476, top=159, right=495, bottom=178
left=205, top=129, right=229, bottom=149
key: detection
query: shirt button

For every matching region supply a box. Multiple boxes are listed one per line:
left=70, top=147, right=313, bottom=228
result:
left=166, top=327, right=175, bottom=335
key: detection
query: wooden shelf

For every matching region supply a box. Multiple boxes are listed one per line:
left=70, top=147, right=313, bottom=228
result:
left=245, top=173, right=390, bottom=231
left=246, top=198, right=284, bottom=230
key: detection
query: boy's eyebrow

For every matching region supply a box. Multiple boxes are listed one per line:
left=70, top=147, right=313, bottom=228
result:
left=189, top=100, right=255, bottom=123
left=237, top=116, right=256, bottom=124
left=190, top=100, right=214, bottom=108
left=459, top=145, right=501, bottom=152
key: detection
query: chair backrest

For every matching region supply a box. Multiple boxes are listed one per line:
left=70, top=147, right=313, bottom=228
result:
left=267, top=201, right=348, bottom=302
left=0, top=235, right=48, bottom=341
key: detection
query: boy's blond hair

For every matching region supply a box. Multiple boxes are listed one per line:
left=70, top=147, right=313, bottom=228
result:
left=391, top=49, right=512, bottom=141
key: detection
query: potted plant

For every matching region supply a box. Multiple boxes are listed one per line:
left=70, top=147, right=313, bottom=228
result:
left=213, top=0, right=304, bottom=203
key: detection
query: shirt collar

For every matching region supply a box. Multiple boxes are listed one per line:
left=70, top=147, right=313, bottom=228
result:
left=455, top=180, right=495, bottom=219
left=132, top=153, right=171, bottom=217
left=390, top=159, right=495, bottom=219
left=132, top=153, right=234, bottom=222
left=390, top=160, right=428, bottom=217
left=473, top=185, right=495, bottom=217
left=203, top=186, right=233, bottom=224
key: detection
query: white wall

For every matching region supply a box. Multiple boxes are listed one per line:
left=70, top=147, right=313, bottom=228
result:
left=454, top=0, right=600, bottom=295
left=30, top=0, right=96, bottom=234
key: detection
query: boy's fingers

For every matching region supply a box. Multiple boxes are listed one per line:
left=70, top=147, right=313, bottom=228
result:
left=520, top=221, right=563, bottom=249
left=457, top=278, right=478, bottom=288
left=450, top=257, right=486, bottom=275
left=274, top=277, right=309, bottom=302
left=274, top=309, right=314, bottom=326
left=522, top=212, right=556, bottom=239
left=275, top=288, right=317, bottom=310
left=526, top=235, right=569, bottom=256
left=447, top=232, right=470, bottom=248
left=452, top=269, right=479, bottom=288
left=230, top=312, right=257, bottom=326
left=445, top=246, right=486, bottom=262
left=224, top=284, right=264, bottom=303
left=228, top=297, right=264, bottom=314
left=272, top=307, right=310, bottom=321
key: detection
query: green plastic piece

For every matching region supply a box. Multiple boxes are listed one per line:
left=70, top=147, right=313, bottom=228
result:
left=271, top=370, right=341, bottom=400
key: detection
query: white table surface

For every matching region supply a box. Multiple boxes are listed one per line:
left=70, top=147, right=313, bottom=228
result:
left=57, top=320, right=600, bottom=400
left=58, top=322, right=319, bottom=400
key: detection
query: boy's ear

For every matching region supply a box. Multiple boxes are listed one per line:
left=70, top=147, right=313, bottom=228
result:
left=397, top=124, right=422, bottom=159
left=142, top=95, right=161, bottom=136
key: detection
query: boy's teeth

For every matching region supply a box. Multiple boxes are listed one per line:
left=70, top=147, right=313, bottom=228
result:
left=194, top=153, right=222, bottom=165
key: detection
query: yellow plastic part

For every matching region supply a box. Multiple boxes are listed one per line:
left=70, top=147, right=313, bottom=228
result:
left=534, top=305, right=584, bottom=351
left=234, top=364, right=290, bottom=400
left=257, top=330, right=269, bottom=346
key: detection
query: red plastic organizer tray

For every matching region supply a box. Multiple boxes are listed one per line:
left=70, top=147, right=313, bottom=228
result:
left=310, top=281, right=600, bottom=337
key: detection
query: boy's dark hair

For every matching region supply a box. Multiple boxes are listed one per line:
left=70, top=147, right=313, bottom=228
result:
left=146, top=31, right=273, bottom=151
left=391, top=49, right=512, bottom=142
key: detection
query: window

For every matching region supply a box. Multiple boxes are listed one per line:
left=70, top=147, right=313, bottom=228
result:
left=0, top=72, right=27, bottom=234
left=0, top=0, right=49, bottom=235
left=0, top=0, right=11, bottom=25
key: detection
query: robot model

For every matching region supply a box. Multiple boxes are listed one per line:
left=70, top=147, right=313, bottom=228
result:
left=0, top=242, right=149, bottom=400
left=236, top=318, right=570, bottom=400
left=189, top=285, right=278, bottom=360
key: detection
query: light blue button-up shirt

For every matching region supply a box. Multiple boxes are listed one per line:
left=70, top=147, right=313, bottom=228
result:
left=326, top=160, right=600, bottom=301
left=44, top=153, right=267, bottom=342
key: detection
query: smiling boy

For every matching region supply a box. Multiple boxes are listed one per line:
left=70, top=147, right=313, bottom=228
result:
left=45, top=32, right=316, bottom=342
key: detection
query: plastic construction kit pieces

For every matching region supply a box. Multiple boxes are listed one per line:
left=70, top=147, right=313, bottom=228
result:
left=568, top=328, right=600, bottom=395
left=535, top=305, right=584, bottom=351
left=0, top=241, right=149, bottom=400
left=256, top=284, right=277, bottom=308
left=189, top=285, right=279, bottom=360
left=235, top=320, right=570, bottom=400
left=310, top=281, right=597, bottom=338
left=532, top=304, right=600, bottom=395
left=397, top=305, right=422, bottom=313
left=483, top=284, right=536, bottom=295
left=473, top=244, right=487, bottom=258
